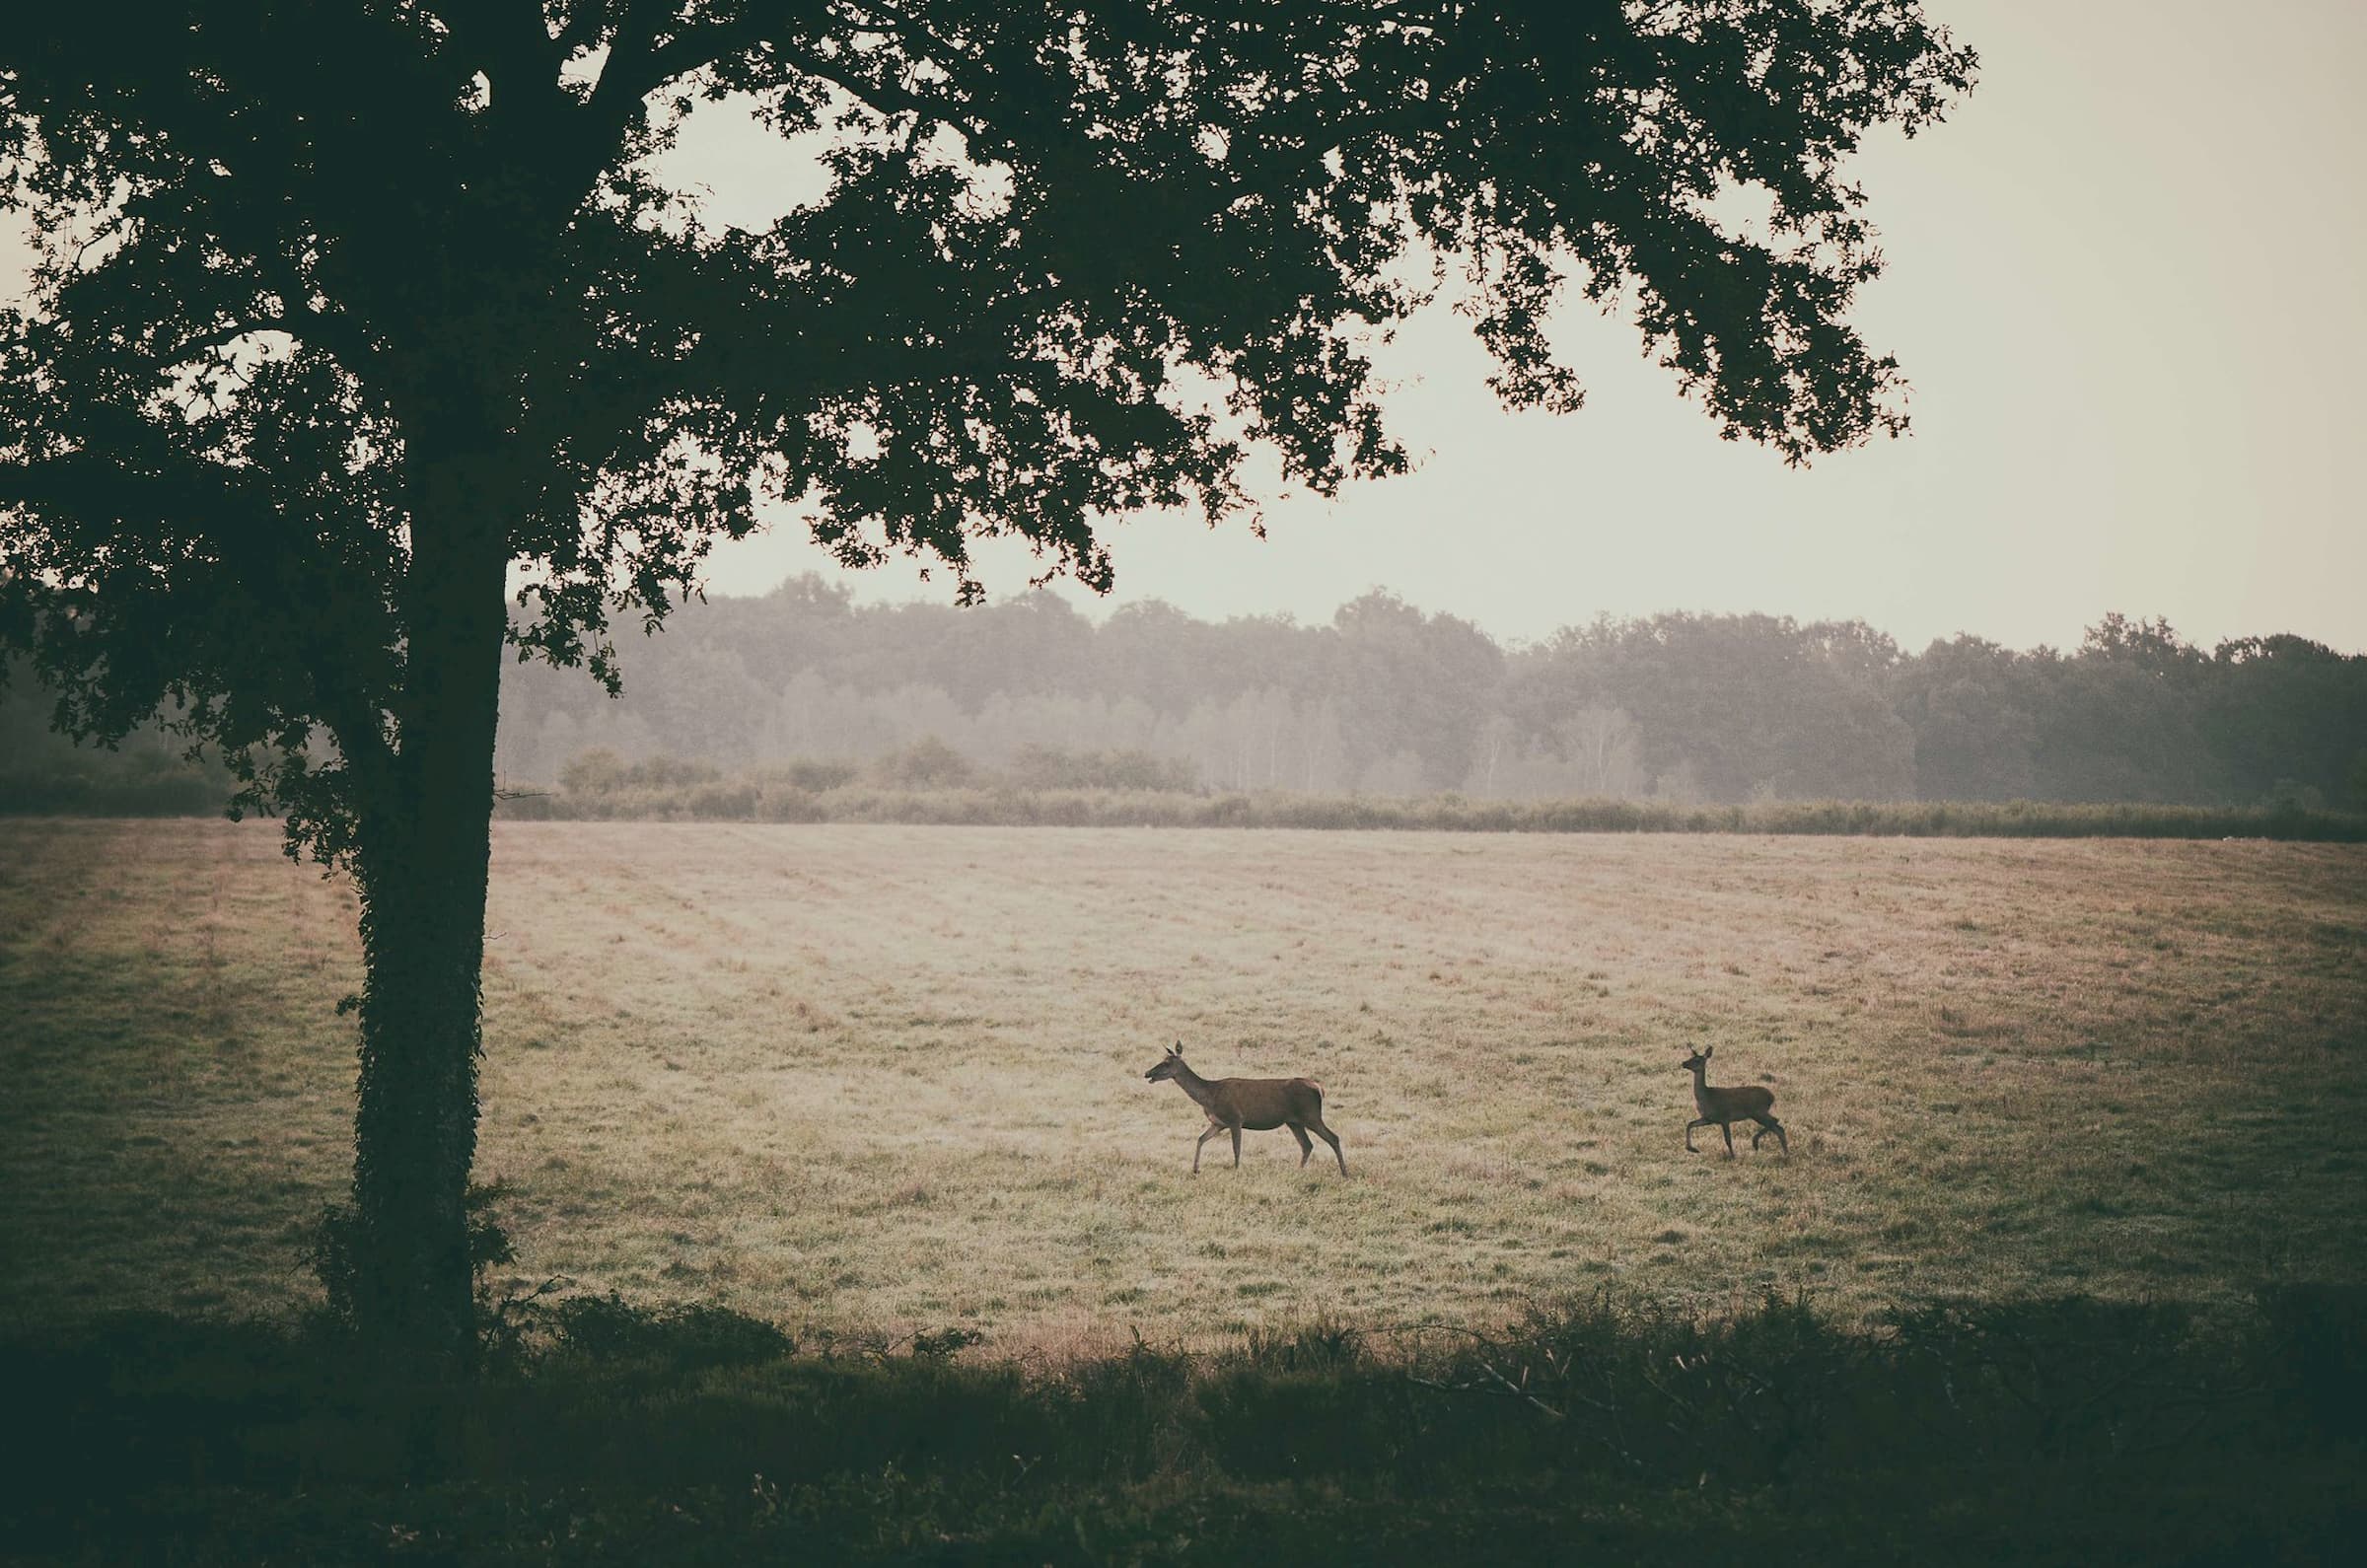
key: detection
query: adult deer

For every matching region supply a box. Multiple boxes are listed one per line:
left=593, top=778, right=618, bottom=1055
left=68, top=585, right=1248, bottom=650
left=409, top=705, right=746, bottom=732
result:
left=1144, top=1043, right=1347, bottom=1176
left=1681, top=1045, right=1788, bottom=1156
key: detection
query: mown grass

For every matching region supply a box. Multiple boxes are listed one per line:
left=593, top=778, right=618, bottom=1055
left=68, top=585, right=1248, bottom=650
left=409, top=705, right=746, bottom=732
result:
left=2, top=820, right=2362, bottom=1349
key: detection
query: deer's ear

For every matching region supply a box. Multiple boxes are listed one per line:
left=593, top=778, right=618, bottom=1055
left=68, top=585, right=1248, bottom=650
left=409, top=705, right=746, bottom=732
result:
left=1703, top=1045, right=1713, bottom=1058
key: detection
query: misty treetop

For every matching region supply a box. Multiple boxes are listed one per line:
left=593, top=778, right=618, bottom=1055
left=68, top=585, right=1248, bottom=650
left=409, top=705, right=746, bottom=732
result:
left=492, top=585, right=2367, bottom=810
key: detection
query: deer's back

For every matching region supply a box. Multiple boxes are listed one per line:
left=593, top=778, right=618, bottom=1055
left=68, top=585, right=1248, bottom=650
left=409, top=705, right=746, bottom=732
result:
left=1211, top=1075, right=1325, bottom=1129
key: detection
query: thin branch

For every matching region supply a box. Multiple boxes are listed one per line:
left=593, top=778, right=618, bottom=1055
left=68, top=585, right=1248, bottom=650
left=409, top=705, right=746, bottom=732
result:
left=153, top=317, right=277, bottom=372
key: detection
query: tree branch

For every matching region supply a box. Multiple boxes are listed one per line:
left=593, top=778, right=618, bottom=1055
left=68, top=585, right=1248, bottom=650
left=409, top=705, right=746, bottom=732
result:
left=437, top=0, right=567, bottom=117
left=584, top=0, right=685, bottom=124
left=152, top=317, right=278, bottom=373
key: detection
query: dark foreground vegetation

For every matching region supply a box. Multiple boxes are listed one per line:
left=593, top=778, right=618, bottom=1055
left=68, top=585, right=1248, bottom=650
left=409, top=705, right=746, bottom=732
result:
left=7, top=1285, right=2362, bottom=1565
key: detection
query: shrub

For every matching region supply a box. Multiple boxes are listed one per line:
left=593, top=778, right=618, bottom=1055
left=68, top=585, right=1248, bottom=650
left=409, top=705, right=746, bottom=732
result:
left=548, top=1292, right=794, bottom=1369
left=557, top=747, right=629, bottom=795
left=557, top=749, right=722, bottom=798
left=774, top=757, right=861, bottom=791
left=1007, top=744, right=1197, bottom=791
left=870, top=736, right=975, bottom=789
left=683, top=779, right=759, bottom=818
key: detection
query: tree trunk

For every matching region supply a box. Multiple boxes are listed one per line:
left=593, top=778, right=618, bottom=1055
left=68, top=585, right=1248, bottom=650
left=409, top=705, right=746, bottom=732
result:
left=345, top=441, right=512, bottom=1365
left=349, top=814, right=489, bottom=1361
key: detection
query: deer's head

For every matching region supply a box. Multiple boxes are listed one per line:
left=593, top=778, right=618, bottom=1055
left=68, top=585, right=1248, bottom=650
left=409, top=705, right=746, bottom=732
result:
left=1144, top=1043, right=1187, bottom=1083
left=1682, top=1044, right=1712, bottom=1074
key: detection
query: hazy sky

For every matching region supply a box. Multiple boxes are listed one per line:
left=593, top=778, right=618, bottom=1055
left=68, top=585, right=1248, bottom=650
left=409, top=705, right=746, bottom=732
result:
left=684, top=0, right=2367, bottom=654
left=8, top=3, right=2359, bottom=654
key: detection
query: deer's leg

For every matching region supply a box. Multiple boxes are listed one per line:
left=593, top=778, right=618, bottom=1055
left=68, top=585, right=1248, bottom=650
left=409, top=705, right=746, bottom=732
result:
left=1289, top=1123, right=1315, bottom=1166
left=1755, top=1115, right=1788, bottom=1154
left=1686, top=1116, right=1712, bottom=1153
left=1720, top=1120, right=1736, bottom=1158
left=1230, top=1122, right=1243, bottom=1168
left=1310, top=1119, right=1347, bottom=1176
left=1194, top=1120, right=1226, bottom=1174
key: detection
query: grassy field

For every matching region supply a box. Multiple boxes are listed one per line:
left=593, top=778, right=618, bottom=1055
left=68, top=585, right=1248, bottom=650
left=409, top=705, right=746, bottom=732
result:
left=2, top=819, right=2363, bottom=1350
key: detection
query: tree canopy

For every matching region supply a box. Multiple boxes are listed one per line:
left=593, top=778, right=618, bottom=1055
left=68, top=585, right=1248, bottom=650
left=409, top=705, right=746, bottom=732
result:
left=6, top=2, right=1974, bottom=825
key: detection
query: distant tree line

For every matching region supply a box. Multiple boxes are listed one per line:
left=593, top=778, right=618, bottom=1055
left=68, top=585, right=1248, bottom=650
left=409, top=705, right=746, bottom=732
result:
left=8, top=590, right=2365, bottom=815
left=489, top=581, right=2366, bottom=810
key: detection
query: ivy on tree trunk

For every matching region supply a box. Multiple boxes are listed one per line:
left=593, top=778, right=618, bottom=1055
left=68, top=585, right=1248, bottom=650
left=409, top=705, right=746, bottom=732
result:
left=345, top=472, right=511, bottom=1355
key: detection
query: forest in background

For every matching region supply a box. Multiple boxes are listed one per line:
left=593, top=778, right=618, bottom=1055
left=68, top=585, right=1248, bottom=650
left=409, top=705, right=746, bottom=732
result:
left=7, top=577, right=2366, bottom=814
left=494, top=581, right=2367, bottom=807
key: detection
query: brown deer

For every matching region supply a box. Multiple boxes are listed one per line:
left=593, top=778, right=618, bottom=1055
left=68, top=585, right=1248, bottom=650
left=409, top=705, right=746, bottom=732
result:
left=1681, top=1044, right=1788, bottom=1156
left=1144, top=1043, right=1347, bottom=1175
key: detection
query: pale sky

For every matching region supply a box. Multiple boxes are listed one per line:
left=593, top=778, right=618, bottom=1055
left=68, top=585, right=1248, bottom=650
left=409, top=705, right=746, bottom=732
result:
left=8, top=2, right=2360, bottom=654
left=687, top=0, right=2367, bottom=655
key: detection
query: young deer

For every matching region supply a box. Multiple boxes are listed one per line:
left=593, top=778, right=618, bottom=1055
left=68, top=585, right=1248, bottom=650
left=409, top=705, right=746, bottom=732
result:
left=1681, top=1044, right=1788, bottom=1156
left=1144, top=1043, right=1347, bottom=1175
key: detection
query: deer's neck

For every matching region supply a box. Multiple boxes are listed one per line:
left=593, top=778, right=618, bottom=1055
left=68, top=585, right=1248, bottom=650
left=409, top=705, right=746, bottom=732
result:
left=1688, top=1064, right=1711, bottom=1111
left=1170, top=1064, right=1224, bottom=1112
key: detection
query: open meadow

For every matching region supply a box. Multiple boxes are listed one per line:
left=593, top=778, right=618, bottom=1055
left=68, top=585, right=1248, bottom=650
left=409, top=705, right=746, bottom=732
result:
left=3, top=818, right=2364, bottom=1350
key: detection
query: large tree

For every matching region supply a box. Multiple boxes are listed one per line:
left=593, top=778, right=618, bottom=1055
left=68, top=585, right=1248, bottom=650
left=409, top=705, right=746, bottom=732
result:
left=0, top=1, right=1973, bottom=1358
